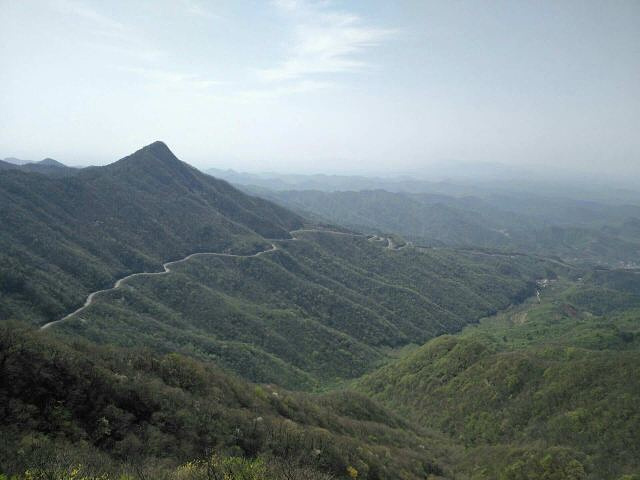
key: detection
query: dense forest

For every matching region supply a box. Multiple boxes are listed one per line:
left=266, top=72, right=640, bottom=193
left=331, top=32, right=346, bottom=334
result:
left=0, top=322, right=450, bottom=480
left=52, top=229, right=555, bottom=388
left=357, top=272, right=640, bottom=479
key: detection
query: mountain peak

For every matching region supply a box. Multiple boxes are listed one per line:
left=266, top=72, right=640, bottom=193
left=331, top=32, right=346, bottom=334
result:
left=89, top=141, right=209, bottom=194
left=140, top=140, right=176, bottom=160
left=110, top=141, right=185, bottom=172
left=38, top=158, right=66, bottom=167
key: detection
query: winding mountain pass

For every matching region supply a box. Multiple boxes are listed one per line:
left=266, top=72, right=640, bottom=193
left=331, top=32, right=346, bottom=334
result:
left=40, top=228, right=406, bottom=331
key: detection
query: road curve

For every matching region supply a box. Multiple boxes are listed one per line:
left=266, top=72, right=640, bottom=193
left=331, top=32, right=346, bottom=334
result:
left=40, top=242, right=278, bottom=330
left=40, top=228, right=410, bottom=330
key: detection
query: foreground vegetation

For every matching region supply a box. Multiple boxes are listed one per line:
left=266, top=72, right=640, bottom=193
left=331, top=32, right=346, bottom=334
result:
left=357, top=272, right=640, bottom=479
left=0, top=323, right=451, bottom=480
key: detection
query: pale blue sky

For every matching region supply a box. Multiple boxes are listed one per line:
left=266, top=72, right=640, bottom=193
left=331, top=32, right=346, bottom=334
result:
left=1, top=0, right=638, bottom=177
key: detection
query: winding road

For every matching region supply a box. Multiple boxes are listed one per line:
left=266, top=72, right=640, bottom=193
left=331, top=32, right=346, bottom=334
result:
left=368, top=234, right=412, bottom=250
left=40, top=243, right=280, bottom=330
left=40, top=228, right=411, bottom=331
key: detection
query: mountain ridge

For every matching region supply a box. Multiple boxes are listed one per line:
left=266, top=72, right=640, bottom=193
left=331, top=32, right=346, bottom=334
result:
left=0, top=142, right=303, bottom=324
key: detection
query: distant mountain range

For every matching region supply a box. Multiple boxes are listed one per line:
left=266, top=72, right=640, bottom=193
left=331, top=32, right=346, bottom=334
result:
left=207, top=166, right=640, bottom=205
left=1, top=156, right=79, bottom=177
left=234, top=183, right=640, bottom=267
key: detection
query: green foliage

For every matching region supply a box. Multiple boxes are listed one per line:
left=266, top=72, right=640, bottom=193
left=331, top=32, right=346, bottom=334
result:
left=50, top=228, right=551, bottom=388
left=0, top=142, right=302, bottom=324
left=357, top=277, right=640, bottom=479
left=3, top=142, right=639, bottom=480
left=1, top=142, right=553, bottom=390
left=499, top=448, right=587, bottom=480
left=173, top=454, right=267, bottom=480
left=0, top=323, right=450, bottom=480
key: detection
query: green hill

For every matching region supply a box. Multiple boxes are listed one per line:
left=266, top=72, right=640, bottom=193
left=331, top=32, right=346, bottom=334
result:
left=50, top=228, right=555, bottom=389
left=3, top=142, right=637, bottom=479
left=0, top=141, right=303, bottom=324
left=0, top=157, right=79, bottom=177
left=356, top=273, right=640, bottom=479
left=256, top=189, right=514, bottom=248
left=0, top=322, right=454, bottom=480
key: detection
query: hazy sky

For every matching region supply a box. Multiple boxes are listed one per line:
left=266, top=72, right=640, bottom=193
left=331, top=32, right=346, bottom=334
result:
left=1, top=0, right=639, bottom=175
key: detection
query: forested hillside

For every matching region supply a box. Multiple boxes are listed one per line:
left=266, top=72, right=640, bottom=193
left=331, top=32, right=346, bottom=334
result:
left=0, top=142, right=302, bottom=324
left=357, top=272, right=640, bottom=479
left=0, top=143, right=562, bottom=389
left=0, top=323, right=453, bottom=480
left=50, top=228, right=554, bottom=389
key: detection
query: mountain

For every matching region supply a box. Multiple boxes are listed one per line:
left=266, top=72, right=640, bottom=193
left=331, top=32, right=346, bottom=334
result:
left=3, top=157, right=66, bottom=167
left=257, top=189, right=515, bottom=248
left=38, top=157, right=66, bottom=167
left=2, top=157, right=31, bottom=165
left=2, top=141, right=639, bottom=479
left=0, top=157, right=79, bottom=177
left=206, top=167, right=469, bottom=195
left=206, top=167, right=640, bottom=205
left=0, top=141, right=303, bottom=324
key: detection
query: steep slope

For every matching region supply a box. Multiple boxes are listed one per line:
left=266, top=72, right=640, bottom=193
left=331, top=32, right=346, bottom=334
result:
left=0, top=142, right=303, bottom=324
left=1, top=142, right=561, bottom=389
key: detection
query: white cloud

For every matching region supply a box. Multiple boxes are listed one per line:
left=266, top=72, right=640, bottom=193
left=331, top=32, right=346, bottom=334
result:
left=51, top=0, right=126, bottom=37
left=259, top=0, right=395, bottom=82
left=50, top=0, right=381, bottom=103
left=235, top=80, right=335, bottom=102
left=117, top=66, right=225, bottom=93
left=51, top=1, right=221, bottom=94
left=180, top=0, right=221, bottom=20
